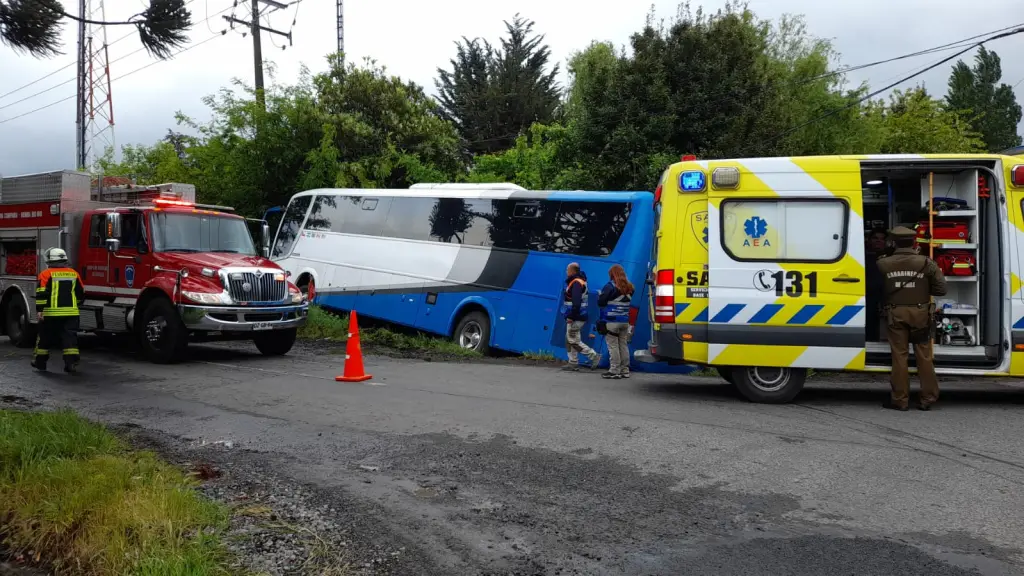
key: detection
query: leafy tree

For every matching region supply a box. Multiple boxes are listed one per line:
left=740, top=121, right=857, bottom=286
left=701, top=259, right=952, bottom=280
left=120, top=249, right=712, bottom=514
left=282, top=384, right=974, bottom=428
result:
left=873, top=87, right=985, bottom=154
left=945, top=47, right=1023, bottom=151
left=1, top=0, right=191, bottom=58
left=436, top=14, right=559, bottom=156
left=97, top=56, right=463, bottom=217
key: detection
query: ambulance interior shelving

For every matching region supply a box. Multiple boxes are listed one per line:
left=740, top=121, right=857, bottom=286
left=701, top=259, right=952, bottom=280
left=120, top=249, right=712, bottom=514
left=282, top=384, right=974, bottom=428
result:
left=860, top=160, right=998, bottom=368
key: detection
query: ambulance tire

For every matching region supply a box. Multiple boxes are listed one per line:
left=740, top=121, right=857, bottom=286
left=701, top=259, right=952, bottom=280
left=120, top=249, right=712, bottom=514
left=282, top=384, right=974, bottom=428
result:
left=730, top=366, right=806, bottom=404
left=254, top=328, right=297, bottom=356
left=138, top=298, right=188, bottom=364
left=4, top=296, right=35, bottom=348
left=715, top=367, right=735, bottom=385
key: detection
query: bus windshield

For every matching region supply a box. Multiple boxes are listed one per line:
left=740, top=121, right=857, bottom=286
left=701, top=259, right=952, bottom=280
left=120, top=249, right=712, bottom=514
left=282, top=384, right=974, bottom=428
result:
left=150, top=212, right=258, bottom=255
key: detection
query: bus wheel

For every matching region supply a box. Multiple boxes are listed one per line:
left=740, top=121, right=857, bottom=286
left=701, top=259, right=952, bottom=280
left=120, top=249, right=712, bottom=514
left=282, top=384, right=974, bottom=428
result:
left=454, top=311, right=490, bottom=355
left=731, top=366, right=806, bottom=404
left=300, top=277, right=316, bottom=302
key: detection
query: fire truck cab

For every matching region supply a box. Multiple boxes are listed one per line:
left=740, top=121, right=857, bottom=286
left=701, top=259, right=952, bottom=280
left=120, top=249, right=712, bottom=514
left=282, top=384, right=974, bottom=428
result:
left=0, top=170, right=308, bottom=363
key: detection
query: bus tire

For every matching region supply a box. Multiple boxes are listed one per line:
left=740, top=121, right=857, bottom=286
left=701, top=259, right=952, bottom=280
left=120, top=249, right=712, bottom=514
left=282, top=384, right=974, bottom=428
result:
left=731, top=366, right=806, bottom=404
left=715, top=366, right=735, bottom=385
left=4, top=296, right=36, bottom=348
left=453, top=310, right=490, bottom=355
left=138, top=297, right=188, bottom=364
left=254, top=328, right=297, bottom=356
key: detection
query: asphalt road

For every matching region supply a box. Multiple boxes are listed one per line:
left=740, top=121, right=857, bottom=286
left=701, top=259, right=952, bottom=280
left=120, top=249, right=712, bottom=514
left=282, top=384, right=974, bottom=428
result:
left=2, top=338, right=1024, bottom=576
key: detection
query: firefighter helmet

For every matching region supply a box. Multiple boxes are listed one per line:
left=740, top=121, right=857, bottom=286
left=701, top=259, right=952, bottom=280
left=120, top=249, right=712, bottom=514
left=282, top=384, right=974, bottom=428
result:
left=44, top=247, right=69, bottom=265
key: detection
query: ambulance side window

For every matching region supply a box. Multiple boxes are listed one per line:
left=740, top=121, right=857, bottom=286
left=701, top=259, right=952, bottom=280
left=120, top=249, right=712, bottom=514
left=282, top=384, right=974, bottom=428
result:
left=720, top=199, right=848, bottom=263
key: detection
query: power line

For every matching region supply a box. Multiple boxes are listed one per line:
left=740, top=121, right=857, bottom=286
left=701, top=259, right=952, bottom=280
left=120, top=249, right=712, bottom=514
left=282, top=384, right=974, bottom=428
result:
left=0, top=32, right=226, bottom=126
left=0, top=3, right=235, bottom=112
left=766, top=26, right=1024, bottom=145
left=0, top=0, right=203, bottom=102
left=801, top=22, right=1024, bottom=85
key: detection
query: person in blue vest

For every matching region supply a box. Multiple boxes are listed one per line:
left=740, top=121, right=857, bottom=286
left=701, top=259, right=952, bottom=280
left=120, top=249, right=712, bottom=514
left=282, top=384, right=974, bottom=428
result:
left=561, top=262, right=600, bottom=371
left=597, top=263, right=634, bottom=379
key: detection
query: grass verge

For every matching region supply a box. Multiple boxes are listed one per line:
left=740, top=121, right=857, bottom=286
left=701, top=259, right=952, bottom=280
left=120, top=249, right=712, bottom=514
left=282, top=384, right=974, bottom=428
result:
left=0, top=409, right=231, bottom=575
left=298, top=305, right=480, bottom=358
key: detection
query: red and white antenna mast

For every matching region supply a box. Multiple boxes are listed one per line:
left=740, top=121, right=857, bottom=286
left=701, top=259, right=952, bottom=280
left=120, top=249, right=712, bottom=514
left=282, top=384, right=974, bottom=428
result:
left=75, top=0, right=115, bottom=170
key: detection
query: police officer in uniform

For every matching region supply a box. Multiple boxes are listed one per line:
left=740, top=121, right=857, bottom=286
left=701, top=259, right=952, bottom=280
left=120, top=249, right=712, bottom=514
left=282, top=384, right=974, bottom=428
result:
left=875, top=227, right=947, bottom=411
left=31, top=248, right=85, bottom=373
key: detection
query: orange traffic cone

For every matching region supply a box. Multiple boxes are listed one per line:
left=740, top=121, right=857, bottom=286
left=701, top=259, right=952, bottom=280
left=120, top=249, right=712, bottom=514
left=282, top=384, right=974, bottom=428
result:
left=336, top=311, right=373, bottom=382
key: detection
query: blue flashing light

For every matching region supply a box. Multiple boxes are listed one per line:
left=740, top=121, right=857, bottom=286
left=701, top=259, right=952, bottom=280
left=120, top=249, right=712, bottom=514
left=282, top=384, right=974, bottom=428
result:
left=680, top=170, right=706, bottom=192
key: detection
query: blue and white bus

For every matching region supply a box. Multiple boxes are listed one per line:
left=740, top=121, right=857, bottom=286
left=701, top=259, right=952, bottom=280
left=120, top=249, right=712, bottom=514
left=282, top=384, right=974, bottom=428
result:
left=270, top=184, right=689, bottom=373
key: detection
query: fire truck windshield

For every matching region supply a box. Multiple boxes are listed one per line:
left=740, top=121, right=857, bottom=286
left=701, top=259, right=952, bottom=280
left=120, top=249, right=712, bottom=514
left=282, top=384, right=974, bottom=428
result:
left=150, top=212, right=258, bottom=255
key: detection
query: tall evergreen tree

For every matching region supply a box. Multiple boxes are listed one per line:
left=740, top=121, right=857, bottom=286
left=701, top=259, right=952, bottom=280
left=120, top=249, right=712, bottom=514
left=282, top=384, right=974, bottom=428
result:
left=435, top=14, right=560, bottom=156
left=945, top=47, right=1023, bottom=152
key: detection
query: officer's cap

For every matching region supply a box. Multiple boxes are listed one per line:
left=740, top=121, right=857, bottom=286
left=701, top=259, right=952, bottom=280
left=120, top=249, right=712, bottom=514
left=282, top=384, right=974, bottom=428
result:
left=887, top=226, right=916, bottom=239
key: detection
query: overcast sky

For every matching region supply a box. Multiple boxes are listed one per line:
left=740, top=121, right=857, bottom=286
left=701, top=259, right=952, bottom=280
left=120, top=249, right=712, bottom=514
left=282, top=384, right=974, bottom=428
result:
left=1, top=0, right=1022, bottom=176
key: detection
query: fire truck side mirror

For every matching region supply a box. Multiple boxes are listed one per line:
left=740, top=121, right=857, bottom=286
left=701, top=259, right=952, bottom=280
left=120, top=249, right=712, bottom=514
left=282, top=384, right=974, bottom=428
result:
left=105, top=212, right=122, bottom=241
left=105, top=238, right=121, bottom=253
left=261, top=222, right=271, bottom=258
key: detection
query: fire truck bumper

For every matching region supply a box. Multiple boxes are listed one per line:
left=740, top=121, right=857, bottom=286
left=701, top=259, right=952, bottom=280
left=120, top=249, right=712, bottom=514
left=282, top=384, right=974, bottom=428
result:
left=179, top=304, right=309, bottom=332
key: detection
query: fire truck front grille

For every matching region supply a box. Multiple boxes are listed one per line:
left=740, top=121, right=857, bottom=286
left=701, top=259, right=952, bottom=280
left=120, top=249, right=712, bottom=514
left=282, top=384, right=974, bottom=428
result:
left=226, top=272, right=287, bottom=303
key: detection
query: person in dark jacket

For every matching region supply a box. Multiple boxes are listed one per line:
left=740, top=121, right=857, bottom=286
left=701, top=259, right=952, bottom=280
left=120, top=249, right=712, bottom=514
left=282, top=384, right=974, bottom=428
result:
left=866, top=228, right=888, bottom=340
left=561, top=262, right=600, bottom=371
left=597, top=263, right=634, bottom=379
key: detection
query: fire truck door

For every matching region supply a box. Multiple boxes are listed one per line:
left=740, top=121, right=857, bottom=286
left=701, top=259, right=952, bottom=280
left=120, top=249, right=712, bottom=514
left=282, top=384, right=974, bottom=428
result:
left=80, top=214, right=113, bottom=290
left=107, top=212, right=149, bottom=295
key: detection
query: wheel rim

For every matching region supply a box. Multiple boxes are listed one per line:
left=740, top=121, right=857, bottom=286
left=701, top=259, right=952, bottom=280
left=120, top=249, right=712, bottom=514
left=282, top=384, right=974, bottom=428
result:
left=146, top=316, right=168, bottom=347
left=458, top=321, right=483, bottom=350
left=7, top=308, right=25, bottom=341
left=745, top=367, right=791, bottom=393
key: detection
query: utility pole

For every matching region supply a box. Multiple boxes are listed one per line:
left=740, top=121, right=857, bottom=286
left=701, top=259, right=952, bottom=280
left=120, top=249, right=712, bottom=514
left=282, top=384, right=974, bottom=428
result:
left=224, top=0, right=292, bottom=110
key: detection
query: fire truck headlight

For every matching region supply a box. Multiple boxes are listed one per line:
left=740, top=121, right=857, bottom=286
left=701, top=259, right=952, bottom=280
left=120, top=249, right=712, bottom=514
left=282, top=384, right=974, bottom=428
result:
left=182, top=291, right=233, bottom=305
left=288, top=284, right=304, bottom=304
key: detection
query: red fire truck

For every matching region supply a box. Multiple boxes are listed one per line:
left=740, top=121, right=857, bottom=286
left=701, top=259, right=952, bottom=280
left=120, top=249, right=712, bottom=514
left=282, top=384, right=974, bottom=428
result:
left=0, top=170, right=308, bottom=363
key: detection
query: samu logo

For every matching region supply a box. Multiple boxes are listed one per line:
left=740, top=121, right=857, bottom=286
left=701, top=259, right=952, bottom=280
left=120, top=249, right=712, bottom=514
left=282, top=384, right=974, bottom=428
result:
left=743, top=216, right=771, bottom=248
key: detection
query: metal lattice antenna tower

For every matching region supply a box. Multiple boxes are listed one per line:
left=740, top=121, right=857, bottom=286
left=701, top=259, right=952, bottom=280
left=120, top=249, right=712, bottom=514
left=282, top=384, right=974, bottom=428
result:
left=336, top=0, right=344, bottom=58
left=75, top=0, right=115, bottom=170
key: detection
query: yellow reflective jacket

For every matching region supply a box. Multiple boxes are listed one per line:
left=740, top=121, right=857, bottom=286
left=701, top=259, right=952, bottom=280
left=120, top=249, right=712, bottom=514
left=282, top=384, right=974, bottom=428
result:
left=36, top=267, right=85, bottom=318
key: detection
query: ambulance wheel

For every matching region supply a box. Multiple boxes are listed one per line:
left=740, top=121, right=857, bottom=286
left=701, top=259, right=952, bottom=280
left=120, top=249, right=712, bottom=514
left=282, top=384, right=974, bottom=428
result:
left=454, top=310, right=490, bottom=354
left=4, top=297, right=35, bottom=348
left=731, top=366, right=806, bottom=404
left=254, top=328, right=296, bottom=356
left=138, top=297, right=188, bottom=364
left=715, top=367, right=735, bottom=385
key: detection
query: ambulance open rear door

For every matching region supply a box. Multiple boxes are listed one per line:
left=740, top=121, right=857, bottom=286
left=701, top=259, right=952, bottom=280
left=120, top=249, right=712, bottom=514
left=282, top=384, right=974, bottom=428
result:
left=704, top=159, right=868, bottom=378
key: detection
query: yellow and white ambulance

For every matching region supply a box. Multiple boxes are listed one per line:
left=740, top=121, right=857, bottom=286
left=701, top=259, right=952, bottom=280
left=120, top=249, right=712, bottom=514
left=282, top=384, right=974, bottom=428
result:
left=645, top=153, right=1024, bottom=402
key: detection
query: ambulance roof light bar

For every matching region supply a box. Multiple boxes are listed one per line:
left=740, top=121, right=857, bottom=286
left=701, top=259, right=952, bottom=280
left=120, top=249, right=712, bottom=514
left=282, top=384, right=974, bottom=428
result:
left=151, top=198, right=236, bottom=212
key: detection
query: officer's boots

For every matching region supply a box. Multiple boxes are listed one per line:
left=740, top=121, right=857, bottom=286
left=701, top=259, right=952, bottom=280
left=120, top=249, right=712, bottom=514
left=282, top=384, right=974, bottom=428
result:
left=30, top=357, right=47, bottom=371
left=63, top=358, right=79, bottom=374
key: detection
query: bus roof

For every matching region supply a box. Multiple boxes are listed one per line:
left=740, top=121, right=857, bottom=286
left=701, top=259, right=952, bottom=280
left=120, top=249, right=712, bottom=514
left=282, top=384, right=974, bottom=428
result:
left=292, top=187, right=652, bottom=203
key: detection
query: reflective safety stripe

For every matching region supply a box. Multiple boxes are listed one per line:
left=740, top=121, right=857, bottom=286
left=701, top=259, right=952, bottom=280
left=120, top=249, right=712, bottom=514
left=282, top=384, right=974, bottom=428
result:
left=63, top=348, right=80, bottom=355
left=42, top=309, right=79, bottom=317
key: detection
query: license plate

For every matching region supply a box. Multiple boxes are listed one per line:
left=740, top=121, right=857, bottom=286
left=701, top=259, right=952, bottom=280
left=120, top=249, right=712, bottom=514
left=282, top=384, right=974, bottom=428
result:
left=252, top=322, right=274, bottom=331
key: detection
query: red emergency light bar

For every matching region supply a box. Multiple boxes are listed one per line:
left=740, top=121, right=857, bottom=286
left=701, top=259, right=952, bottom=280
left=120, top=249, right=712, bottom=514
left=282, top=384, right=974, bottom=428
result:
left=681, top=155, right=697, bottom=161
left=1012, top=165, right=1024, bottom=187
left=151, top=198, right=236, bottom=212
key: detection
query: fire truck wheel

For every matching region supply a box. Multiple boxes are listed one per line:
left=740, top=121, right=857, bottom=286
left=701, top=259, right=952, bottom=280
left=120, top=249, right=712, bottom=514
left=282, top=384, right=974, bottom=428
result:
left=4, top=296, right=36, bottom=348
left=254, top=328, right=297, bottom=356
left=730, top=366, right=806, bottom=404
left=138, top=298, right=188, bottom=364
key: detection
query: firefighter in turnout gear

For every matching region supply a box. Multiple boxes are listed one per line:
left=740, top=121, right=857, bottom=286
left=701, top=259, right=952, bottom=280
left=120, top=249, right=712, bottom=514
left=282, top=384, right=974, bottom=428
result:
left=876, top=227, right=947, bottom=411
left=32, top=248, right=85, bottom=373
